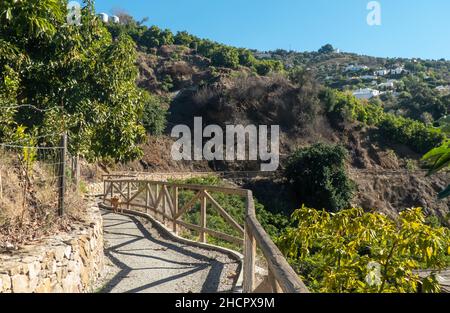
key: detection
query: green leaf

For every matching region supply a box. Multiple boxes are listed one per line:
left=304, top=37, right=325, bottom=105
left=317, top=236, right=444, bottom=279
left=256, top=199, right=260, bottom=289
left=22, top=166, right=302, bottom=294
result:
left=422, top=142, right=450, bottom=175
left=5, top=8, right=12, bottom=20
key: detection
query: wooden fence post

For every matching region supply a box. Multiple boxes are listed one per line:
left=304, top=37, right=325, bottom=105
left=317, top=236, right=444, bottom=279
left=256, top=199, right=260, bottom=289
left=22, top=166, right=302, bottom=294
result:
left=71, top=154, right=80, bottom=192
left=268, top=268, right=282, bottom=293
left=173, top=187, right=179, bottom=234
left=163, top=190, right=167, bottom=225
left=156, top=184, right=160, bottom=220
left=200, top=191, right=207, bottom=243
left=145, top=183, right=149, bottom=214
left=243, top=223, right=256, bottom=293
left=103, top=180, right=106, bottom=202
left=127, top=181, right=131, bottom=210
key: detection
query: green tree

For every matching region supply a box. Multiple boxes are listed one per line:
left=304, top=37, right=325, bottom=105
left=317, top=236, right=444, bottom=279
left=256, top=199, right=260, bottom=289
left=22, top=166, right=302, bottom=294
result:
left=278, top=207, right=450, bottom=293
left=160, top=28, right=174, bottom=46
left=318, top=44, right=335, bottom=54
left=238, top=49, right=257, bottom=67
left=141, top=92, right=167, bottom=135
left=255, top=60, right=284, bottom=75
left=174, top=31, right=195, bottom=46
left=211, top=46, right=240, bottom=69
left=140, top=25, right=163, bottom=48
left=321, top=89, right=445, bottom=153
left=285, top=143, right=356, bottom=212
left=0, top=0, right=146, bottom=162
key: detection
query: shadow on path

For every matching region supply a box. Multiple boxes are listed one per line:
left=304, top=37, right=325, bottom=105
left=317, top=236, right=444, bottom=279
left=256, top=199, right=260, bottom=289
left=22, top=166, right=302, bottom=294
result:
left=100, top=211, right=238, bottom=293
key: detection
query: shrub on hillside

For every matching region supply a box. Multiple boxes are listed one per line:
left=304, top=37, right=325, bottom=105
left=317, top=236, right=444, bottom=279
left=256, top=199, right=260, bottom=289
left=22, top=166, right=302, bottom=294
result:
left=140, top=26, right=174, bottom=48
left=211, top=46, right=240, bottom=69
left=285, top=143, right=356, bottom=212
left=255, top=59, right=284, bottom=76
left=238, top=49, right=257, bottom=68
left=378, top=115, right=445, bottom=153
left=321, top=89, right=446, bottom=154
left=318, top=44, right=335, bottom=54
left=174, top=31, right=195, bottom=46
left=141, top=92, right=167, bottom=135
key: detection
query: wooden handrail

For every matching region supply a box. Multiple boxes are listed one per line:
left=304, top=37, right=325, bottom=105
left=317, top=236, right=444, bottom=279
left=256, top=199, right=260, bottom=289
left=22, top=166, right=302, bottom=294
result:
left=104, top=178, right=249, bottom=196
left=102, top=176, right=308, bottom=293
left=244, top=190, right=309, bottom=293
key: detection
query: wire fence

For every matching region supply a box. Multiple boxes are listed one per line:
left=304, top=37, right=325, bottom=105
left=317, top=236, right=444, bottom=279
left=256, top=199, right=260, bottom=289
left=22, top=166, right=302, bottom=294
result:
left=0, top=133, right=79, bottom=221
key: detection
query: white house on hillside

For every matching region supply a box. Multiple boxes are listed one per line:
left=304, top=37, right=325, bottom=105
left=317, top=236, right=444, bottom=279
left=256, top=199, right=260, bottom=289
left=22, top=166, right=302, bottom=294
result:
left=254, top=52, right=272, bottom=59
left=353, top=88, right=380, bottom=99
left=378, top=80, right=397, bottom=89
left=111, top=15, right=120, bottom=23
left=97, top=13, right=120, bottom=24
left=390, top=67, right=406, bottom=75
left=361, top=75, right=377, bottom=80
left=374, top=69, right=389, bottom=76
left=98, top=13, right=109, bottom=23
left=344, top=64, right=369, bottom=73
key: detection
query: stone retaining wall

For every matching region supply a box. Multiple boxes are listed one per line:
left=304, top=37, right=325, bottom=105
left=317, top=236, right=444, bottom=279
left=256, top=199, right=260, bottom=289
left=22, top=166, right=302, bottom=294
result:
left=0, top=206, right=104, bottom=293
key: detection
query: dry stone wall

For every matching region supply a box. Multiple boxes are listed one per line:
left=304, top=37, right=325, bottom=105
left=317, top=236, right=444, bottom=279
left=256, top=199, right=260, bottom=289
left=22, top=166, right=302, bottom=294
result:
left=0, top=206, right=104, bottom=293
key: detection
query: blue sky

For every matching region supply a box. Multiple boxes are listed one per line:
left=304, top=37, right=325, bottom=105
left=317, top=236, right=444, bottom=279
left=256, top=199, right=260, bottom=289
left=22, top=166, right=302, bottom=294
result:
left=93, top=0, right=450, bottom=60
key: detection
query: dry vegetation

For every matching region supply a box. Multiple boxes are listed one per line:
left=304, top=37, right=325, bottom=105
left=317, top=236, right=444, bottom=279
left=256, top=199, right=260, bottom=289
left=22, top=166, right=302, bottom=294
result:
left=0, top=151, right=87, bottom=252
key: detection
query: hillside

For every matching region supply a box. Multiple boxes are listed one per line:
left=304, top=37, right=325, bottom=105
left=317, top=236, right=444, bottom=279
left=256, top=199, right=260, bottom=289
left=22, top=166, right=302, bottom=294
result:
left=1, top=4, right=448, bottom=230
left=1, top=1, right=450, bottom=296
left=257, top=47, right=450, bottom=124
left=114, top=33, right=450, bottom=220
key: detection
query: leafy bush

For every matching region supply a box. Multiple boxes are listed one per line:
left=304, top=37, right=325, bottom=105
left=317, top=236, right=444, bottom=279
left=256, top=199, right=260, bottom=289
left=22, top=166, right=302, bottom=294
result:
left=322, top=89, right=446, bottom=154
left=238, top=49, right=257, bottom=68
left=211, top=46, right=240, bottom=69
left=285, top=143, right=356, bottom=212
left=278, top=207, right=450, bottom=293
left=141, top=92, right=167, bottom=135
left=255, top=60, right=284, bottom=76
left=318, top=44, right=335, bottom=54
left=174, top=31, right=195, bottom=46
left=378, top=115, right=445, bottom=153
left=160, top=75, right=174, bottom=92
left=140, top=26, right=174, bottom=48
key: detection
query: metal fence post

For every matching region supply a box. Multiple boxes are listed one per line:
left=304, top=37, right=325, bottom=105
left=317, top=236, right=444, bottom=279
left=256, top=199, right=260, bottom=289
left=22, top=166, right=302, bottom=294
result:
left=57, top=132, right=67, bottom=216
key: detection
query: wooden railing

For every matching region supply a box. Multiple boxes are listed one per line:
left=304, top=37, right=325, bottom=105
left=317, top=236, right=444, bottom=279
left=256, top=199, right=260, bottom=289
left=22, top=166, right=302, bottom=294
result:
left=102, top=177, right=309, bottom=293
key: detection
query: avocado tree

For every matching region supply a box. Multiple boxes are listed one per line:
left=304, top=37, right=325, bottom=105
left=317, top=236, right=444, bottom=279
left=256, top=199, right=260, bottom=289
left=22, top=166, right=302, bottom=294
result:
left=278, top=206, right=450, bottom=293
left=0, top=0, right=146, bottom=162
